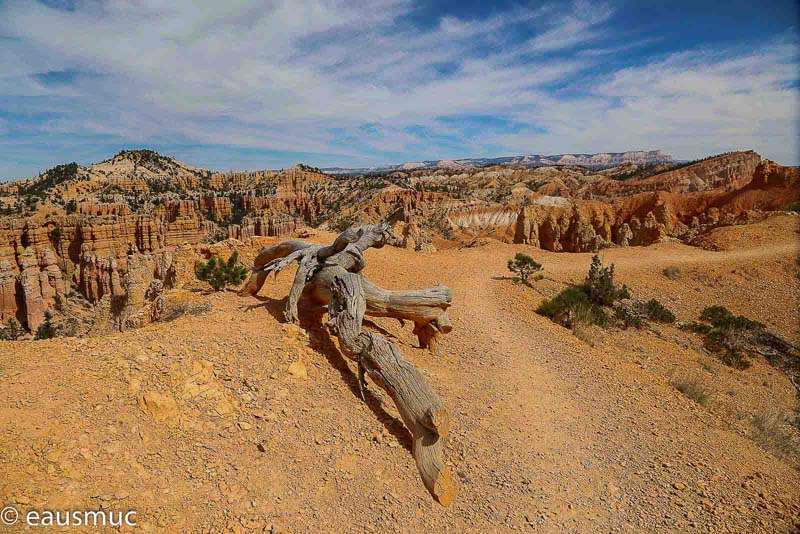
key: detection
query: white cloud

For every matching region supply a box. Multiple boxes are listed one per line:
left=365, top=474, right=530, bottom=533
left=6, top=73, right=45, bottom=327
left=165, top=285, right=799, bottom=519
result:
left=441, top=38, right=800, bottom=164
left=0, top=0, right=798, bottom=174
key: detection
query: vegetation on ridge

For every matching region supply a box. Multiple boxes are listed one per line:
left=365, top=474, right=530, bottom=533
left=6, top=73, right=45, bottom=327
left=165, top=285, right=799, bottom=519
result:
left=196, top=251, right=248, bottom=291
left=538, top=255, right=676, bottom=337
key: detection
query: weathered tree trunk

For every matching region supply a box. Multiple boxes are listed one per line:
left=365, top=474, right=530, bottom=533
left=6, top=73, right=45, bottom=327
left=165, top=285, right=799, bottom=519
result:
left=242, top=223, right=457, bottom=505
left=243, top=224, right=453, bottom=351
left=327, top=269, right=457, bottom=505
left=306, top=270, right=452, bottom=353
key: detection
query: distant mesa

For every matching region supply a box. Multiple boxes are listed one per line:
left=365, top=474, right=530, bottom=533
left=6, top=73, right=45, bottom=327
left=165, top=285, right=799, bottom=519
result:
left=322, top=150, right=675, bottom=175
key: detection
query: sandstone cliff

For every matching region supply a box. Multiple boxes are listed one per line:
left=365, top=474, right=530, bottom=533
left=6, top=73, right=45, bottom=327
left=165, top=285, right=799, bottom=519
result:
left=582, top=151, right=762, bottom=198
left=1, top=149, right=797, bottom=332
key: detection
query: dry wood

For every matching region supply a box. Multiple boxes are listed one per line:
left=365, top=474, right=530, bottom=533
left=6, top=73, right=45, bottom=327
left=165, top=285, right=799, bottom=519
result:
left=243, top=223, right=452, bottom=351
left=243, top=223, right=457, bottom=504
left=326, top=269, right=457, bottom=506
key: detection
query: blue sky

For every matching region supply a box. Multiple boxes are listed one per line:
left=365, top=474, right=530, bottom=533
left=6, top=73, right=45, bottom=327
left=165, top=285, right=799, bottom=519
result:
left=0, top=0, right=798, bottom=179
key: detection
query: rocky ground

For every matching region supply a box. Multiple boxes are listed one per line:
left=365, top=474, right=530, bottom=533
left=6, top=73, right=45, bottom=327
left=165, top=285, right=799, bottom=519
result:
left=1, top=215, right=798, bottom=533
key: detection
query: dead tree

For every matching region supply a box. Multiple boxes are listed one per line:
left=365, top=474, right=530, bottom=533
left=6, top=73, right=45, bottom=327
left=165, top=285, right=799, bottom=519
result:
left=242, top=223, right=457, bottom=505
left=242, top=223, right=453, bottom=353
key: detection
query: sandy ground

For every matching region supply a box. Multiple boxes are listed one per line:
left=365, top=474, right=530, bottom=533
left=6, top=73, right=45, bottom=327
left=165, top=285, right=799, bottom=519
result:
left=0, top=214, right=798, bottom=533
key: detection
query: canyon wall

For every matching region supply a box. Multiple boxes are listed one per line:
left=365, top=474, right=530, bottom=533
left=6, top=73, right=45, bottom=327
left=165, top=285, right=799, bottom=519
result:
left=2, top=150, right=797, bottom=332
left=0, top=197, right=307, bottom=331
left=584, top=151, right=762, bottom=198
left=448, top=160, right=798, bottom=253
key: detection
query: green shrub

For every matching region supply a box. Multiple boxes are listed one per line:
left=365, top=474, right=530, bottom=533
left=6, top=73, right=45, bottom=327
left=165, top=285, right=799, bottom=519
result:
left=58, top=317, right=78, bottom=338
left=690, top=306, right=765, bottom=370
left=537, top=286, right=586, bottom=318
left=538, top=255, right=630, bottom=331
left=706, top=327, right=752, bottom=369
left=614, top=304, right=644, bottom=329
left=196, top=251, right=248, bottom=291
left=681, top=322, right=712, bottom=334
left=537, top=286, right=609, bottom=328
left=50, top=225, right=62, bottom=243
left=613, top=298, right=675, bottom=328
left=786, top=201, right=800, bottom=213
left=537, top=256, right=676, bottom=336
left=645, top=299, right=676, bottom=323
left=507, top=253, right=543, bottom=284
left=585, top=255, right=629, bottom=306
left=700, top=305, right=764, bottom=331
left=0, top=318, right=24, bottom=340
left=35, top=311, right=57, bottom=340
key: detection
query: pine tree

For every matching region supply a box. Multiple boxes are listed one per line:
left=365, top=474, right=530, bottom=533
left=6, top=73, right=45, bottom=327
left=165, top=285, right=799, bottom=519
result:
left=584, top=255, right=629, bottom=306
left=507, top=253, right=543, bottom=284
left=196, top=251, right=248, bottom=291
left=0, top=318, right=24, bottom=340
left=35, top=311, right=57, bottom=340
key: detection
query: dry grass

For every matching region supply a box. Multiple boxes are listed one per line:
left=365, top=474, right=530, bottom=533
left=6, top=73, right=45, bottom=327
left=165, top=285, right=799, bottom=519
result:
left=670, top=373, right=712, bottom=405
left=699, top=358, right=719, bottom=374
left=571, top=303, right=598, bottom=346
left=163, top=301, right=212, bottom=322
left=571, top=322, right=595, bottom=346
left=662, top=266, right=682, bottom=280
left=750, top=407, right=800, bottom=465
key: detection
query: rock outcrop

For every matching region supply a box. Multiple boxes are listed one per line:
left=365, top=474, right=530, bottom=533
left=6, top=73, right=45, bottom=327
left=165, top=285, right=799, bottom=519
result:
left=583, top=151, right=762, bottom=198
left=200, top=196, right=232, bottom=221
left=227, top=215, right=304, bottom=240
left=510, top=161, right=795, bottom=252
left=2, top=149, right=797, bottom=332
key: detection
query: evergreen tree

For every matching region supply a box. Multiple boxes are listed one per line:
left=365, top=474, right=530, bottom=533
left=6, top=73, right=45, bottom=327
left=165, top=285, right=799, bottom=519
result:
left=584, top=255, right=629, bottom=306
left=0, top=318, right=24, bottom=340
left=196, top=251, right=248, bottom=291
left=507, top=253, right=543, bottom=284
left=35, top=311, right=57, bottom=340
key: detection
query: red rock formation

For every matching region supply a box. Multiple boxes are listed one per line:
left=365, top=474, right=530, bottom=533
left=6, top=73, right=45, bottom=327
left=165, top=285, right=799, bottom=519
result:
left=513, top=200, right=618, bottom=252
left=163, top=200, right=198, bottom=221
left=227, top=215, right=304, bottom=240
left=200, top=196, right=232, bottom=221
left=352, top=188, right=449, bottom=223
left=0, top=210, right=204, bottom=329
left=0, top=261, right=16, bottom=323
left=510, top=165, right=796, bottom=252
left=241, top=194, right=324, bottom=223
left=0, top=221, right=67, bottom=329
left=275, top=165, right=328, bottom=196
left=76, top=202, right=131, bottom=216
left=584, top=151, right=762, bottom=198
left=1, top=149, right=797, bottom=332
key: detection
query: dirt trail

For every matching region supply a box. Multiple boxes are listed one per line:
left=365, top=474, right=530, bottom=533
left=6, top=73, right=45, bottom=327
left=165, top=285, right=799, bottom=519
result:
left=1, top=220, right=798, bottom=532
left=438, top=253, right=620, bottom=529
left=358, top=228, right=800, bottom=532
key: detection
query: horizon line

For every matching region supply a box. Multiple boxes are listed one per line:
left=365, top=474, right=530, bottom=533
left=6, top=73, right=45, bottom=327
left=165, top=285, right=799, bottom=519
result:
left=2, top=147, right=763, bottom=183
